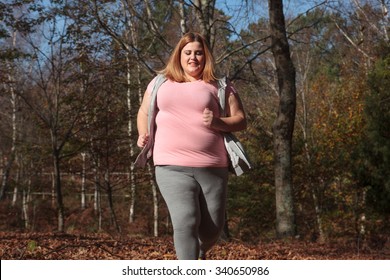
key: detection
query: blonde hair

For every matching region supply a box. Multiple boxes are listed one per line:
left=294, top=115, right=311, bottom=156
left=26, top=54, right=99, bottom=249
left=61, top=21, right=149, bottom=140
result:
left=160, top=32, right=217, bottom=83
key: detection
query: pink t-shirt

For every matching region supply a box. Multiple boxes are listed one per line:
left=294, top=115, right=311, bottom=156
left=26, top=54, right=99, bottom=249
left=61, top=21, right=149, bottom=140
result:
left=146, top=78, right=229, bottom=167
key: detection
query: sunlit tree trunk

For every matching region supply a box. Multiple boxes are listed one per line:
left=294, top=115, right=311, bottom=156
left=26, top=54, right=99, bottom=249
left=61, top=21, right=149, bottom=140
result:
left=151, top=168, right=159, bottom=237
left=12, top=183, right=18, bottom=206
left=380, top=0, right=389, bottom=42
left=22, top=178, right=31, bottom=229
left=22, top=189, right=29, bottom=229
left=179, top=0, right=188, bottom=35
left=124, top=5, right=138, bottom=224
left=12, top=161, right=20, bottom=206
left=79, top=47, right=88, bottom=211
left=93, top=163, right=102, bottom=231
left=268, top=0, right=297, bottom=238
left=193, top=0, right=216, bottom=48
left=125, top=53, right=136, bottom=223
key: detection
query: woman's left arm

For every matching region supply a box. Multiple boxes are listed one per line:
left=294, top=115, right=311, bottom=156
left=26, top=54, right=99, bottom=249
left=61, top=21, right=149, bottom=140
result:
left=203, top=88, right=247, bottom=132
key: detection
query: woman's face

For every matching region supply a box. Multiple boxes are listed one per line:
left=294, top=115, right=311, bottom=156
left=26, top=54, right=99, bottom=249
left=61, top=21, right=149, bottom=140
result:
left=180, top=41, right=205, bottom=81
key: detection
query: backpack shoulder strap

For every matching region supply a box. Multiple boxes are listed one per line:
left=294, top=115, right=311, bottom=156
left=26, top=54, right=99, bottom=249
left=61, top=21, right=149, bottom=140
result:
left=217, top=77, right=228, bottom=117
left=147, top=74, right=167, bottom=132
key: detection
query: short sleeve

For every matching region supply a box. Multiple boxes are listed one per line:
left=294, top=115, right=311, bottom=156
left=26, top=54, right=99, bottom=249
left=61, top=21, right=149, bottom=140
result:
left=226, top=79, right=238, bottom=97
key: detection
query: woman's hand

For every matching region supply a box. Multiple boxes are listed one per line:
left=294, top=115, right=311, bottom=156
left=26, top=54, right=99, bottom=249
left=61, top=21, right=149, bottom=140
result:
left=203, top=108, right=215, bottom=128
left=137, top=133, right=149, bottom=148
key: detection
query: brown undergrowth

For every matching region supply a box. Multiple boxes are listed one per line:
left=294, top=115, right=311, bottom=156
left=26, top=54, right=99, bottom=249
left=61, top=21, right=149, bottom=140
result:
left=1, top=231, right=389, bottom=260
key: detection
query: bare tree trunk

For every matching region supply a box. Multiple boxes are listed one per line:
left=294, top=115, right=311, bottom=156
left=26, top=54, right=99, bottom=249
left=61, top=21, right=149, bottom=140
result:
left=311, top=186, right=325, bottom=241
left=193, top=0, right=216, bottom=47
left=12, top=183, right=18, bottom=206
left=22, top=189, right=29, bottom=229
left=129, top=179, right=136, bottom=223
left=128, top=171, right=135, bottom=223
left=124, top=7, right=139, bottom=223
left=179, top=0, right=188, bottom=35
left=105, top=172, right=121, bottom=233
left=81, top=152, right=87, bottom=209
left=125, top=53, right=136, bottom=223
left=356, top=188, right=367, bottom=251
left=0, top=44, right=18, bottom=200
left=53, top=150, right=65, bottom=232
left=380, top=0, right=389, bottom=42
left=268, top=0, right=296, bottom=238
left=92, top=157, right=103, bottom=231
left=302, top=130, right=325, bottom=242
left=0, top=155, right=15, bottom=200
left=12, top=161, right=20, bottom=206
left=22, top=178, right=31, bottom=229
left=94, top=180, right=99, bottom=212
left=51, top=172, right=56, bottom=208
left=151, top=166, right=159, bottom=237
left=79, top=46, right=87, bottom=211
left=93, top=165, right=102, bottom=231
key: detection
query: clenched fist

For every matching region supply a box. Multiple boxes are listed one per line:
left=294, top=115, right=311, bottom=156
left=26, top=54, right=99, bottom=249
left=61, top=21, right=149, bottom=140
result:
left=137, top=133, right=149, bottom=148
left=203, top=108, right=214, bottom=128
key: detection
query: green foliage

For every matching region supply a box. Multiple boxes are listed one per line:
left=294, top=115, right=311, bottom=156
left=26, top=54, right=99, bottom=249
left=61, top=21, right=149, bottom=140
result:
left=355, top=53, right=390, bottom=213
left=27, top=240, right=37, bottom=252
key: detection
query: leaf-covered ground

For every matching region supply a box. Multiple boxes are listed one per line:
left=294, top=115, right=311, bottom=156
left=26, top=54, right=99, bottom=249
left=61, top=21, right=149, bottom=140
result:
left=1, top=232, right=389, bottom=260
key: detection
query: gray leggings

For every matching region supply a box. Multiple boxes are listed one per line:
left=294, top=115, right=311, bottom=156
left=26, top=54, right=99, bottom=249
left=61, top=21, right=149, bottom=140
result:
left=155, top=165, right=229, bottom=260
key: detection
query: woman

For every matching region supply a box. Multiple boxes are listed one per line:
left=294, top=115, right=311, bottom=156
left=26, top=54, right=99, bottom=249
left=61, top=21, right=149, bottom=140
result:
left=136, top=32, right=247, bottom=260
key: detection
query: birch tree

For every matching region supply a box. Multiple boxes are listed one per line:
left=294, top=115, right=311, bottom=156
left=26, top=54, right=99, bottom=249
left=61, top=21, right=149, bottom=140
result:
left=0, top=38, right=18, bottom=201
left=193, top=0, right=216, bottom=45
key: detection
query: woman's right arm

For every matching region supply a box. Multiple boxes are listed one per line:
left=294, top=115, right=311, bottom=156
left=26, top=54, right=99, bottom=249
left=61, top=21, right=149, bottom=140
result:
left=136, top=90, right=151, bottom=148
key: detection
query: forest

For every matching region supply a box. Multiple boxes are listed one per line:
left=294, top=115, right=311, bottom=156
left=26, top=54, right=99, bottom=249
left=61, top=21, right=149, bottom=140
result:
left=0, top=0, right=389, bottom=260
